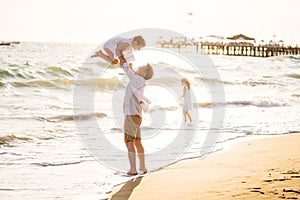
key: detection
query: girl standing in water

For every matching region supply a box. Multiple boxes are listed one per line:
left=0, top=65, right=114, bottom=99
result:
left=179, top=78, right=193, bottom=125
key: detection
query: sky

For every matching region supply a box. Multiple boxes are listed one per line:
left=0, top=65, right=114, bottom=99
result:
left=1, top=0, right=300, bottom=44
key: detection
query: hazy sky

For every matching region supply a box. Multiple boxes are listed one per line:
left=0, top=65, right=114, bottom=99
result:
left=1, top=0, right=299, bottom=44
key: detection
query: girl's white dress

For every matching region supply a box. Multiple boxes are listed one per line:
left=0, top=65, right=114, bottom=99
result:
left=183, top=85, right=192, bottom=111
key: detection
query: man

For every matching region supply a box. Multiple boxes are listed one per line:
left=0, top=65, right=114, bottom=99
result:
left=121, top=56, right=154, bottom=175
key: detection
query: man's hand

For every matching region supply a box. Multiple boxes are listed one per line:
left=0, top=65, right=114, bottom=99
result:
left=115, top=42, right=129, bottom=57
left=119, top=55, right=127, bottom=68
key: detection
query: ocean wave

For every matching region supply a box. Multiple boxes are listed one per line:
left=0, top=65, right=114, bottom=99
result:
left=0, top=135, right=32, bottom=145
left=9, top=77, right=123, bottom=90
left=194, top=77, right=234, bottom=85
left=271, top=55, right=300, bottom=61
left=8, top=63, right=19, bottom=67
left=158, top=106, right=178, bottom=111
left=0, top=69, right=14, bottom=78
left=76, top=77, right=124, bottom=90
left=226, top=100, right=287, bottom=107
left=242, top=79, right=277, bottom=86
left=292, top=94, right=300, bottom=98
left=11, top=80, right=56, bottom=87
left=36, top=112, right=107, bottom=122
left=193, top=100, right=287, bottom=108
left=286, top=55, right=300, bottom=61
left=0, top=68, right=39, bottom=80
left=286, top=73, right=300, bottom=79
left=0, top=65, right=77, bottom=80
left=150, top=77, right=179, bottom=85
left=46, top=66, right=74, bottom=77
left=31, top=161, right=81, bottom=167
left=150, top=76, right=234, bottom=86
left=193, top=102, right=212, bottom=108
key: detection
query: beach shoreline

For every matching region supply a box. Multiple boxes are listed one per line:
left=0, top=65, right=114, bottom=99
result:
left=109, top=133, right=300, bottom=200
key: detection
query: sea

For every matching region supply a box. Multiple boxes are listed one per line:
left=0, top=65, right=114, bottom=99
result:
left=0, top=42, right=299, bottom=199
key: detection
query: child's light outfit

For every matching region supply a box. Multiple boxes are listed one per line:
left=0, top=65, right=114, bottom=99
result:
left=183, top=85, right=192, bottom=111
left=104, top=37, right=134, bottom=62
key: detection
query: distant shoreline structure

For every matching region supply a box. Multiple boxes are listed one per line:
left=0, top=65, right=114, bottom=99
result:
left=156, top=34, right=300, bottom=57
left=0, top=41, right=20, bottom=46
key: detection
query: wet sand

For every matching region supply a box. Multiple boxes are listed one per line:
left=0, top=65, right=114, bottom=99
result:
left=109, top=133, right=300, bottom=200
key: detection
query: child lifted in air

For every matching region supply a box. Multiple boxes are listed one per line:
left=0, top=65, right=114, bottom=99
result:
left=91, top=36, right=146, bottom=66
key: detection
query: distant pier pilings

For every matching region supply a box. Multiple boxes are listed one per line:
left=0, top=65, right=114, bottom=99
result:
left=158, top=42, right=300, bottom=57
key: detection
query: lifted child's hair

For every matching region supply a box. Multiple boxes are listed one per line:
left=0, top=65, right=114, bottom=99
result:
left=133, top=36, right=146, bottom=47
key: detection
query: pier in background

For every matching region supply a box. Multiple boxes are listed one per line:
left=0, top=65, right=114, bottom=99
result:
left=157, top=34, right=300, bottom=57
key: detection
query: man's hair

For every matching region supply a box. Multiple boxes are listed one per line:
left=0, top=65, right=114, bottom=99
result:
left=133, top=36, right=146, bottom=47
left=144, top=63, right=154, bottom=80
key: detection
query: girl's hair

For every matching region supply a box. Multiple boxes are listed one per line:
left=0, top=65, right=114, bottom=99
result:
left=133, top=36, right=146, bottom=47
left=181, top=78, right=191, bottom=89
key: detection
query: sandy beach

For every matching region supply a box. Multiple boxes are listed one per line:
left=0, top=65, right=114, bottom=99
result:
left=109, top=133, right=300, bottom=200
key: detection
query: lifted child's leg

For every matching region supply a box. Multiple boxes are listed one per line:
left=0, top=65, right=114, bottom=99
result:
left=104, top=48, right=119, bottom=64
left=91, top=49, right=116, bottom=64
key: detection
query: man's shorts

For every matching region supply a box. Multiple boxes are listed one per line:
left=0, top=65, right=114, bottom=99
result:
left=124, top=115, right=142, bottom=143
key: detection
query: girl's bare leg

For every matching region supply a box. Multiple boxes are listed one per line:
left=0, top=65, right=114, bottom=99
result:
left=183, top=111, right=187, bottom=123
left=187, top=112, right=192, bottom=122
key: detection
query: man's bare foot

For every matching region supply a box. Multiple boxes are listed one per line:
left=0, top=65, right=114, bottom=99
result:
left=139, top=168, right=147, bottom=174
left=127, top=171, right=138, bottom=176
left=91, top=50, right=103, bottom=58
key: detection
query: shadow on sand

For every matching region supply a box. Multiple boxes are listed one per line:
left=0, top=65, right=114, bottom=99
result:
left=110, top=177, right=143, bottom=200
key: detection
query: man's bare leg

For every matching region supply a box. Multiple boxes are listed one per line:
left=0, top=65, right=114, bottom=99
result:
left=126, top=142, right=137, bottom=175
left=134, top=140, right=147, bottom=173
